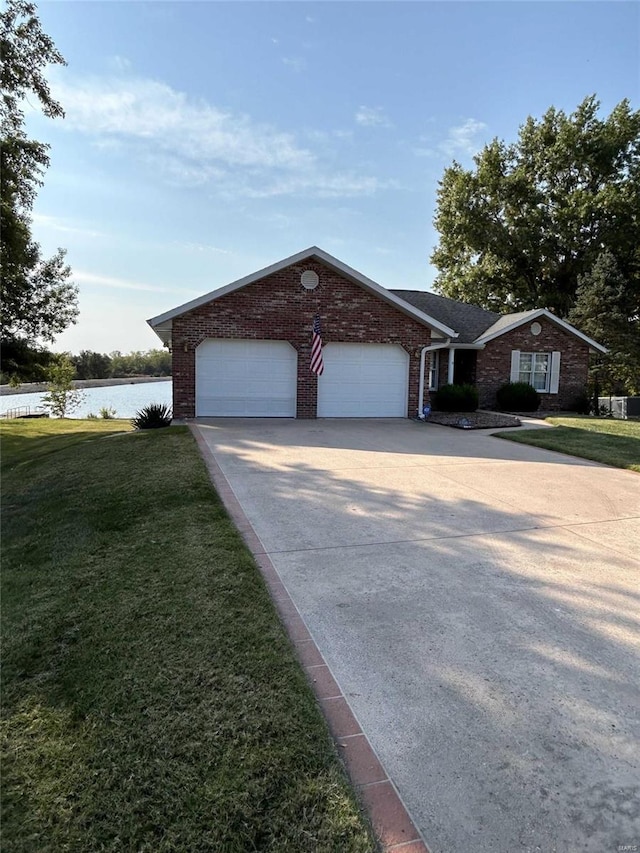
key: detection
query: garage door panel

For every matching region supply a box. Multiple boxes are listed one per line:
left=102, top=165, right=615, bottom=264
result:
left=196, top=340, right=297, bottom=417
left=317, top=343, right=409, bottom=417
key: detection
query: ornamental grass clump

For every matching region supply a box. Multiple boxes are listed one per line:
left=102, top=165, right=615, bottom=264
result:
left=131, top=403, right=172, bottom=429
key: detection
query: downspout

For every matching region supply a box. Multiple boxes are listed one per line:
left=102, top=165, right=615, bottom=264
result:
left=418, top=341, right=450, bottom=418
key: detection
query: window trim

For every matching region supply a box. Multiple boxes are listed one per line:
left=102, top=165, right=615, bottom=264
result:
left=511, top=350, right=561, bottom=395
left=428, top=350, right=439, bottom=390
left=519, top=352, right=551, bottom=392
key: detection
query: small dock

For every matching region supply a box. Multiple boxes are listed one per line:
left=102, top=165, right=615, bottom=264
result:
left=0, top=406, right=49, bottom=420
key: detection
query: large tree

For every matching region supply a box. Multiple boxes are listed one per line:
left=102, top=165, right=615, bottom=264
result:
left=569, top=250, right=640, bottom=394
left=431, top=96, right=640, bottom=326
left=1, top=0, right=78, bottom=375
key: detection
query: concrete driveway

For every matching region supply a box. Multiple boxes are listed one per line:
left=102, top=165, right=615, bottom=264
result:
left=193, top=418, right=640, bottom=853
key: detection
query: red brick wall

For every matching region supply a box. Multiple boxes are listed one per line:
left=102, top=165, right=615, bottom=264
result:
left=170, top=260, right=433, bottom=418
left=475, top=318, right=590, bottom=410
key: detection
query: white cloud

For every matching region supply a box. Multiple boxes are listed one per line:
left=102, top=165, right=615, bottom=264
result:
left=51, top=72, right=388, bottom=199
left=177, top=242, right=230, bottom=255
left=415, top=118, right=488, bottom=159
left=108, top=55, right=132, bottom=73
left=55, top=75, right=313, bottom=170
left=305, top=128, right=354, bottom=145
left=73, top=270, right=185, bottom=295
left=355, top=106, right=392, bottom=128
left=241, top=172, right=396, bottom=200
left=282, top=57, right=306, bottom=73
left=33, top=213, right=106, bottom=239
left=440, top=118, right=488, bottom=157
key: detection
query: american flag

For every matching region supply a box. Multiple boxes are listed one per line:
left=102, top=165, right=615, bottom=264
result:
left=310, top=314, right=324, bottom=375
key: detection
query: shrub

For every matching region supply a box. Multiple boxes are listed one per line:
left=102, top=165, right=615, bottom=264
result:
left=131, top=403, right=172, bottom=430
left=100, top=406, right=117, bottom=419
left=568, top=392, right=591, bottom=415
left=496, top=382, right=540, bottom=412
left=432, top=383, right=479, bottom=412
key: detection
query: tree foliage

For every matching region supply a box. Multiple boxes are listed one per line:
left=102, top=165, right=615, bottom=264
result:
left=71, top=350, right=113, bottom=380
left=108, top=349, right=172, bottom=378
left=0, top=335, right=55, bottom=382
left=431, top=96, right=640, bottom=392
left=0, top=348, right=172, bottom=384
left=41, top=354, right=84, bottom=417
left=431, top=96, right=640, bottom=317
left=569, top=250, right=640, bottom=394
left=0, top=0, right=78, bottom=360
left=69, top=349, right=172, bottom=380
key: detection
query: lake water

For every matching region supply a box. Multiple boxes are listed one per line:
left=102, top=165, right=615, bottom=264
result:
left=1, top=380, right=173, bottom=419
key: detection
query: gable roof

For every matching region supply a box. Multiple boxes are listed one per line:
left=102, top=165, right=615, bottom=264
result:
left=391, top=290, right=499, bottom=343
left=147, top=247, right=606, bottom=355
left=147, top=247, right=458, bottom=342
left=392, top=293, right=607, bottom=353
left=475, top=308, right=608, bottom=353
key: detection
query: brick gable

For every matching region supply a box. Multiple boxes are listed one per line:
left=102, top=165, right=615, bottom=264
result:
left=170, top=260, right=433, bottom=418
left=475, top=317, right=589, bottom=409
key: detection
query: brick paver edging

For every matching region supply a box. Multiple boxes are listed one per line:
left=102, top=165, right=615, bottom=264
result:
left=189, top=423, right=429, bottom=853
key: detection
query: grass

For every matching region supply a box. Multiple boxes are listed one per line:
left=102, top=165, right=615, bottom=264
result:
left=496, top=415, right=640, bottom=472
left=1, top=419, right=377, bottom=853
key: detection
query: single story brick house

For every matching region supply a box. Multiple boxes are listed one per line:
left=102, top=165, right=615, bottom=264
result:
left=147, top=247, right=606, bottom=419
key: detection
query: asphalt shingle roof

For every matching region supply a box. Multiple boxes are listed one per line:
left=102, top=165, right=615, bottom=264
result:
left=476, top=310, right=540, bottom=341
left=391, top=290, right=500, bottom=343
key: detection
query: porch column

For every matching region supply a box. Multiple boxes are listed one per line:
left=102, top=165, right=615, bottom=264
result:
left=447, top=348, right=455, bottom=384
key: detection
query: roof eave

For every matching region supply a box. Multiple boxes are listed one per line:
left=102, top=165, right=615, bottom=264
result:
left=146, top=246, right=458, bottom=339
left=147, top=318, right=172, bottom=345
left=474, top=308, right=607, bottom=354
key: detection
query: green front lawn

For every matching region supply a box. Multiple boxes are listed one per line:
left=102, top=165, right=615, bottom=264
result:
left=496, top=416, right=640, bottom=472
left=1, top=419, right=377, bottom=852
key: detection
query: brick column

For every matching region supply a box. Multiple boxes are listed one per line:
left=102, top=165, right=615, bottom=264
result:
left=172, top=346, right=196, bottom=418
left=297, top=342, right=318, bottom=418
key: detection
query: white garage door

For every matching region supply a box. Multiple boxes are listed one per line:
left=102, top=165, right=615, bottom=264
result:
left=196, top=340, right=297, bottom=417
left=317, top=343, right=409, bottom=417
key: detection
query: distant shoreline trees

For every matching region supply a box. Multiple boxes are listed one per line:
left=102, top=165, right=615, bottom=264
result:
left=72, top=349, right=172, bottom=380
left=0, top=348, right=172, bottom=384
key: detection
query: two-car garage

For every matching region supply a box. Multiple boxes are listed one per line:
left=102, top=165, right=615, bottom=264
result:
left=148, top=247, right=457, bottom=419
left=195, top=339, right=410, bottom=418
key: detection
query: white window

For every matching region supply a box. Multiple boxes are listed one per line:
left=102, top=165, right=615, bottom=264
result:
left=519, top=352, right=550, bottom=391
left=429, top=351, right=439, bottom=390
left=510, top=350, right=561, bottom=394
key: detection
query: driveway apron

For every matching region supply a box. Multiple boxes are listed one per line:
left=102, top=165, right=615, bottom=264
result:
left=193, top=418, right=640, bottom=853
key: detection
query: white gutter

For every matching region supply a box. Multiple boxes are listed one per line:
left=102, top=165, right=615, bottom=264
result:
left=417, top=341, right=488, bottom=417
left=418, top=342, right=450, bottom=418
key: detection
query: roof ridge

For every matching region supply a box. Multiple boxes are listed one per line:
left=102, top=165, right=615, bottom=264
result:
left=390, top=288, right=500, bottom=316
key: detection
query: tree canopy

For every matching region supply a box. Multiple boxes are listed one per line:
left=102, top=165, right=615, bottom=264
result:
left=569, top=250, right=640, bottom=394
left=431, top=96, right=640, bottom=393
left=0, top=0, right=78, bottom=367
left=432, top=97, right=640, bottom=313
left=71, top=349, right=172, bottom=380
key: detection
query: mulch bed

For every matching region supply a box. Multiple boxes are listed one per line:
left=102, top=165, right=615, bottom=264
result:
left=422, top=410, right=522, bottom=429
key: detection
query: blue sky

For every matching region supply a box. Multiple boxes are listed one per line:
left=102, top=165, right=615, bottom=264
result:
left=27, top=0, right=639, bottom=354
